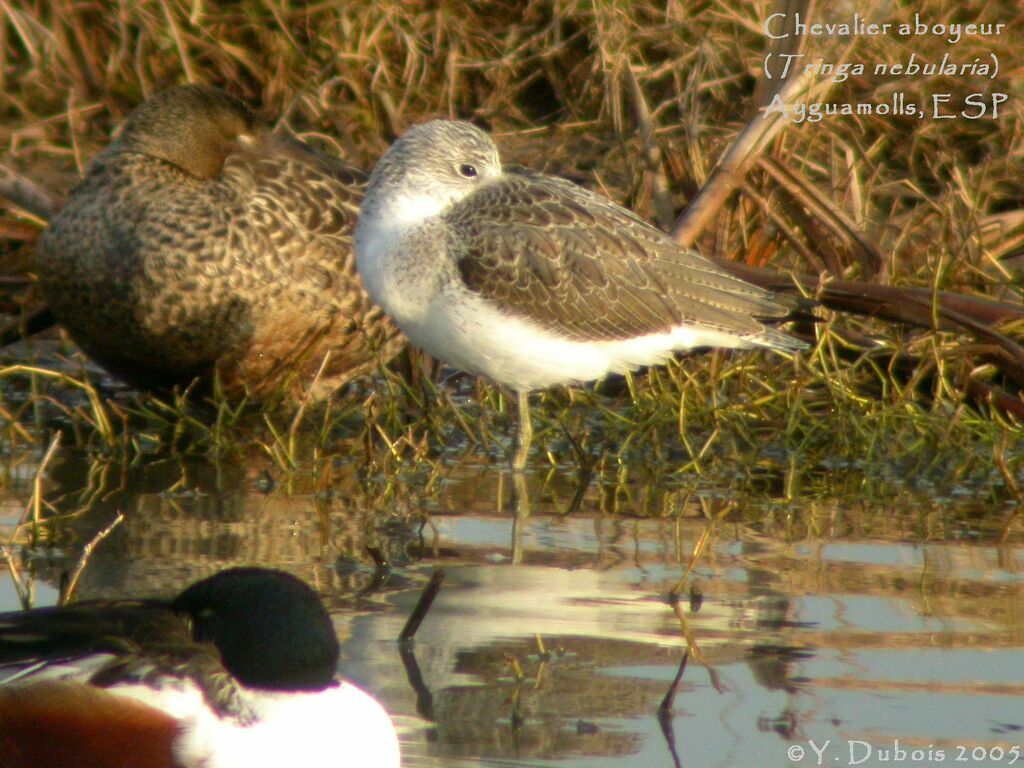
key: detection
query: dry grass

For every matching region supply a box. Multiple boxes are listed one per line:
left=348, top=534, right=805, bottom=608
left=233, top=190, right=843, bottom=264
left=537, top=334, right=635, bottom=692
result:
left=0, top=0, right=1021, bottom=504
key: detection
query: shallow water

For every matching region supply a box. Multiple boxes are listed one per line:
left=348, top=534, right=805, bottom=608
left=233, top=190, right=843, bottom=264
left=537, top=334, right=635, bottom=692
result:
left=1, top=446, right=1023, bottom=768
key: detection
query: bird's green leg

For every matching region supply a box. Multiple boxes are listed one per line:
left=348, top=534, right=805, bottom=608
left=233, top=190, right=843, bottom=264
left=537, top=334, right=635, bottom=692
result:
left=512, top=391, right=533, bottom=471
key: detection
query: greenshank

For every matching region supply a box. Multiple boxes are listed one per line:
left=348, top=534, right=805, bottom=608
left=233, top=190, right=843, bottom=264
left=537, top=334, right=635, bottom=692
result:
left=354, top=120, right=805, bottom=469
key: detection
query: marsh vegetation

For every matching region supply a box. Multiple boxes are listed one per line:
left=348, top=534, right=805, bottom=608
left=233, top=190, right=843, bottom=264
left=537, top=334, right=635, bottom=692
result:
left=1, top=2, right=1022, bottom=766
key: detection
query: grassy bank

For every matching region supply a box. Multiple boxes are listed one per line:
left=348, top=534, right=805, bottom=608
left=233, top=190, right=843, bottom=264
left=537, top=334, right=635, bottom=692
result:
left=0, top=1, right=1021, bottom=503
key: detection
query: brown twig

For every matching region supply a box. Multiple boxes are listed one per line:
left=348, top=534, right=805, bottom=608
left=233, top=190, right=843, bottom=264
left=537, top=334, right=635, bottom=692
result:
left=658, top=650, right=689, bottom=719
left=59, top=511, right=125, bottom=605
left=399, top=567, right=445, bottom=642
left=670, top=8, right=859, bottom=248
left=759, top=157, right=885, bottom=278
left=622, top=64, right=674, bottom=230
left=994, top=431, right=1024, bottom=503
left=0, top=546, right=31, bottom=610
left=714, top=257, right=1024, bottom=414
left=656, top=650, right=689, bottom=768
left=21, top=432, right=61, bottom=534
left=670, top=69, right=818, bottom=247
left=714, top=258, right=1024, bottom=329
left=0, top=164, right=62, bottom=222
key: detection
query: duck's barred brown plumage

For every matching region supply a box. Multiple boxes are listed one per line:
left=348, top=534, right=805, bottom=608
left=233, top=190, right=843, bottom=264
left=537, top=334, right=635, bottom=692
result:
left=37, top=85, right=402, bottom=400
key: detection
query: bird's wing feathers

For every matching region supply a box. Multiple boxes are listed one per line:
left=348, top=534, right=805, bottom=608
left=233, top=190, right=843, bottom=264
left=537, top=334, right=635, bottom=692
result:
left=239, top=134, right=366, bottom=243
left=0, top=601, right=175, bottom=667
left=0, top=599, right=250, bottom=719
left=448, top=172, right=789, bottom=342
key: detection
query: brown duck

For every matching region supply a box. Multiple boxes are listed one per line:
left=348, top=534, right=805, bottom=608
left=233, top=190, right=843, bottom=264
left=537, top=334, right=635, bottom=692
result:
left=37, top=85, right=401, bottom=400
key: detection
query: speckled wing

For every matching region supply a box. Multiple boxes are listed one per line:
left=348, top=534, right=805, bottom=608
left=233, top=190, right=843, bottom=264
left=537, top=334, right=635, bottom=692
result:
left=223, top=135, right=366, bottom=307
left=447, top=171, right=793, bottom=344
left=215, top=136, right=399, bottom=396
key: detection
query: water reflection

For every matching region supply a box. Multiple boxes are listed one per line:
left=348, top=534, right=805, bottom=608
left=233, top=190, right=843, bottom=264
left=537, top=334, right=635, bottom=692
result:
left=1, top=448, right=1023, bottom=767
left=0, top=448, right=424, bottom=605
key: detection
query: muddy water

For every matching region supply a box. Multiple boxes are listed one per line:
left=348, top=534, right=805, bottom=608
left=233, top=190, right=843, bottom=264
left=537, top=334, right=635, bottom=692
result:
left=1, top=448, right=1023, bottom=768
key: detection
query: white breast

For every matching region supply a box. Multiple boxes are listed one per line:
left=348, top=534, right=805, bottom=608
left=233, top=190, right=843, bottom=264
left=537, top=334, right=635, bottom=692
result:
left=111, top=679, right=401, bottom=768
left=355, top=192, right=450, bottom=326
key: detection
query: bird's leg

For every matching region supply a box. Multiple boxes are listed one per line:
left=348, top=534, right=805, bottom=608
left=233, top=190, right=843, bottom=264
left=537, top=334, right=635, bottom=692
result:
left=509, top=471, right=531, bottom=564
left=512, top=391, right=533, bottom=471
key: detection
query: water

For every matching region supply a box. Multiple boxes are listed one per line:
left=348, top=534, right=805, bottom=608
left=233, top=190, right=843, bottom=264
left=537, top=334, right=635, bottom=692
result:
left=1, top=447, right=1023, bottom=768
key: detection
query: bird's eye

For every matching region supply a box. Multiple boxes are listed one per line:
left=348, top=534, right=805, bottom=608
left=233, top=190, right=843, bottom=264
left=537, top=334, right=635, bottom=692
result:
left=459, top=163, right=478, bottom=178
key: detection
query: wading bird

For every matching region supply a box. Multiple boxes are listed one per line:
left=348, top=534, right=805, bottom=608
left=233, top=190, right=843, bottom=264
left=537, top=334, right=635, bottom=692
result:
left=355, top=120, right=804, bottom=469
